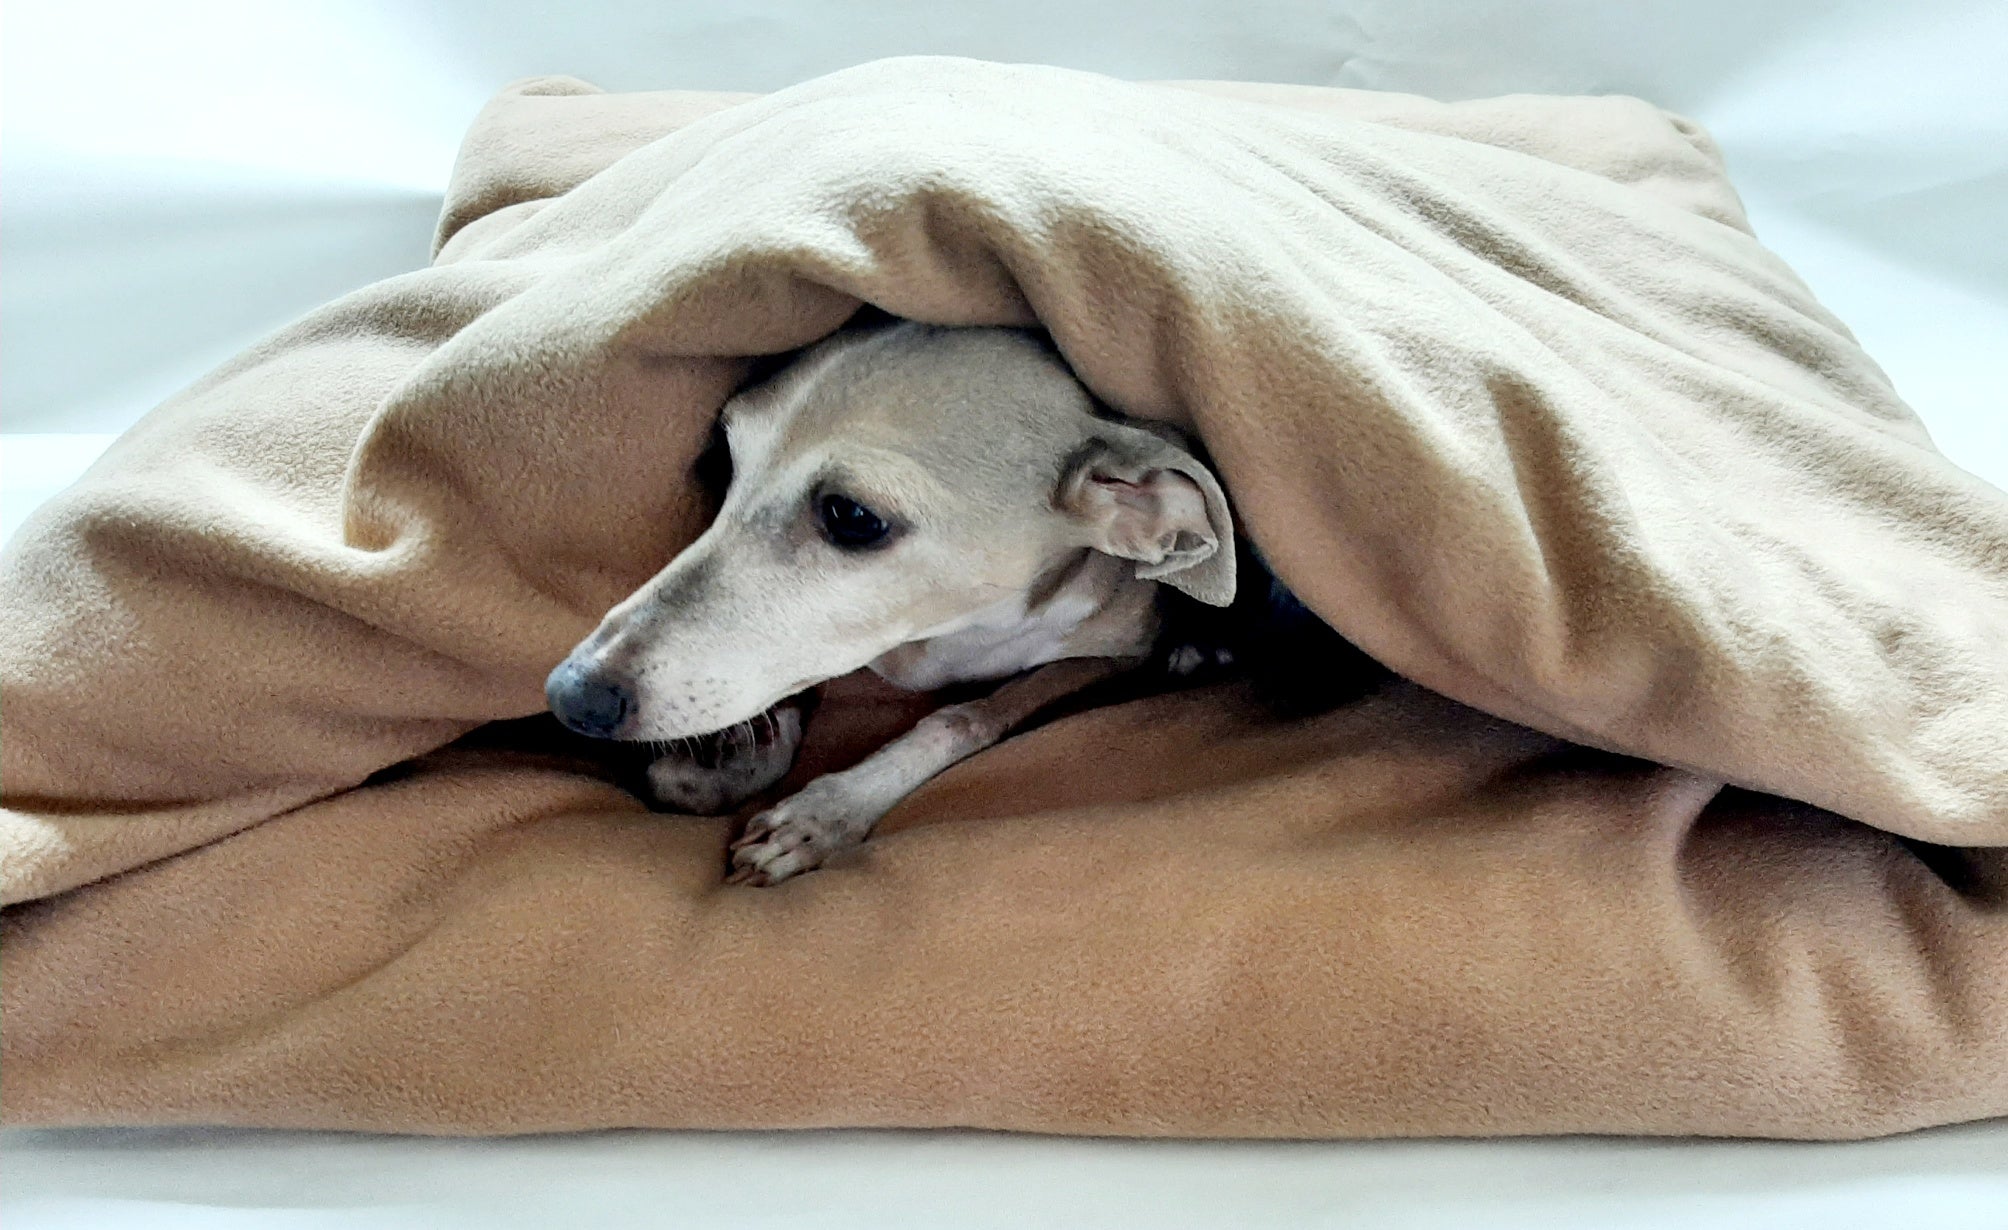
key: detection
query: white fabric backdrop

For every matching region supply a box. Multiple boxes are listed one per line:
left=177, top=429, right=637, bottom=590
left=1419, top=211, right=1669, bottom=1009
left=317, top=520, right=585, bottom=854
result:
left=2, top=3, right=2004, bottom=1227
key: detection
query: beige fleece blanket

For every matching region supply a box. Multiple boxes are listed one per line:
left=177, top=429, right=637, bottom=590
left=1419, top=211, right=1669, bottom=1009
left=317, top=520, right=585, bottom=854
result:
left=3, top=58, right=2005, bottom=1139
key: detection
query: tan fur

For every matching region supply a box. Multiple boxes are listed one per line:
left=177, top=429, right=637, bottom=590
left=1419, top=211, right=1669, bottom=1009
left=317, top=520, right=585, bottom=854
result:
left=554, top=322, right=1234, bottom=883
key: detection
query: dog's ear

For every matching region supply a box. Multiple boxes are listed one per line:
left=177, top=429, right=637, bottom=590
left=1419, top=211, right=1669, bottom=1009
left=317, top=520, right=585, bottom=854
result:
left=1058, top=423, right=1237, bottom=607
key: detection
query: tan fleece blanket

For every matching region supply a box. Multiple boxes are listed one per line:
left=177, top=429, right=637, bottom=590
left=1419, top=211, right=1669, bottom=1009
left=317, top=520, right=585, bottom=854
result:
left=4, top=58, right=2005, bottom=1139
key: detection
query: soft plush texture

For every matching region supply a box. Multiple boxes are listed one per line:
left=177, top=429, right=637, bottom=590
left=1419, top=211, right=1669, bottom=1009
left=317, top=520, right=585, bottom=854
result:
left=2, top=58, right=2004, bottom=1138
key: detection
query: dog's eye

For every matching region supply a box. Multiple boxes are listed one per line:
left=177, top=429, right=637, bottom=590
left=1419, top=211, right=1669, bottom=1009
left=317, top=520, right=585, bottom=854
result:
left=818, top=493, right=891, bottom=550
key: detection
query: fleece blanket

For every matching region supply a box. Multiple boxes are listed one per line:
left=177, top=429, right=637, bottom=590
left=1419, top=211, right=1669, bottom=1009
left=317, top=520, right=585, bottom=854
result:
left=3, top=58, right=2006, bottom=1139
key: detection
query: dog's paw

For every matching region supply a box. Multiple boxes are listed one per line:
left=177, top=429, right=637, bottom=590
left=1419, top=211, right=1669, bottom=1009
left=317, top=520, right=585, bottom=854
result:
left=644, top=702, right=806, bottom=815
left=726, top=780, right=873, bottom=887
left=646, top=756, right=756, bottom=815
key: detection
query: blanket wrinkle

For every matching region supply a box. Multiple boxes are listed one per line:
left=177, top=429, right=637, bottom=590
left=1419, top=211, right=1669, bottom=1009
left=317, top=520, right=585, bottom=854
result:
left=2, top=56, right=2004, bottom=1139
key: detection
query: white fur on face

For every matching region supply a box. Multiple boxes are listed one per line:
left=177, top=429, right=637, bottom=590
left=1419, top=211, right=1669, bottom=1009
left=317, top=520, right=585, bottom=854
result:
left=544, top=324, right=1238, bottom=890
left=565, top=323, right=1169, bottom=741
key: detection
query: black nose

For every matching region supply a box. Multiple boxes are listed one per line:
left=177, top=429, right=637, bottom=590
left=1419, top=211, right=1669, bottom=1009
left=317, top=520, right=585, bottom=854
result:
left=546, top=661, right=632, bottom=739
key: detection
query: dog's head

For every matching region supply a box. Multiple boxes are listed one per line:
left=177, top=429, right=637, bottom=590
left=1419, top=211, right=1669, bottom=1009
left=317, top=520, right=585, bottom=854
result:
left=547, top=322, right=1235, bottom=741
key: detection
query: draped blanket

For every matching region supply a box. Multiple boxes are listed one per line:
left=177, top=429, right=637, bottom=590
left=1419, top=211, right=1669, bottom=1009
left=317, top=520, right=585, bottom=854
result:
left=4, top=58, right=2004, bottom=1138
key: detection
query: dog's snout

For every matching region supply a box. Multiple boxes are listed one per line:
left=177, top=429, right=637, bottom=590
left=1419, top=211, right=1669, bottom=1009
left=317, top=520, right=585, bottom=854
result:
left=546, top=661, right=632, bottom=739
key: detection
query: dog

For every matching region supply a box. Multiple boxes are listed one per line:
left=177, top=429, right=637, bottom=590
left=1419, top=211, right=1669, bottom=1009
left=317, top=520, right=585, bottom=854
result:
left=547, top=320, right=1381, bottom=885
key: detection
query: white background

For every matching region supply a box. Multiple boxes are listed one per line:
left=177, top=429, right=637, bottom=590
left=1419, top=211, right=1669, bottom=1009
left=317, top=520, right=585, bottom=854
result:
left=2, top=2, right=2005, bottom=1226
left=4, top=0, right=2005, bottom=485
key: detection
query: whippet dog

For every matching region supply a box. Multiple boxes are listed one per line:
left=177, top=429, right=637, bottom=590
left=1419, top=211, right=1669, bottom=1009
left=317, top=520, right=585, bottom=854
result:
left=548, top=321, right=1378, bottom=885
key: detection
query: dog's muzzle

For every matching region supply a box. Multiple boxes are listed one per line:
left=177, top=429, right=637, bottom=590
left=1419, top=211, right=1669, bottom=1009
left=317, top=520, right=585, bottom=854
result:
left=546, top=660, right=632, bottom=739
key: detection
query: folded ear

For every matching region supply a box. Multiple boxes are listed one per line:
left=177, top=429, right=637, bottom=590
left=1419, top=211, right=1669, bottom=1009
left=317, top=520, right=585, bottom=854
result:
left=1057, top=423, right=1237, bottom=607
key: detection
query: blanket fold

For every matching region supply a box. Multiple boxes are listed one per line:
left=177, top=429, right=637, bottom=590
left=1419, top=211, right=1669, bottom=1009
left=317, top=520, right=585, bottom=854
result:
left=3, top=57, right=2004, bottom=1138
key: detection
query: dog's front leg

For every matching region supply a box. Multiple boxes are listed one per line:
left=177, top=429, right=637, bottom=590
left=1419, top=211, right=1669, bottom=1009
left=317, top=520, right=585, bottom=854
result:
left=727, top=656, right=1127, bottom=886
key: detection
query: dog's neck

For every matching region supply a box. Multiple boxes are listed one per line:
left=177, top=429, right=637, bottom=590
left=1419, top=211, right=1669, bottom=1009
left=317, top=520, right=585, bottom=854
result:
left=867, top=551, right=1160, bottom=692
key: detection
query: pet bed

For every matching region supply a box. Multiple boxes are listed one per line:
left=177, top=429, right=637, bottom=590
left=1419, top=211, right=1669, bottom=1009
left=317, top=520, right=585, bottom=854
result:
left=4, top=58, right=2004, bottom=1138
